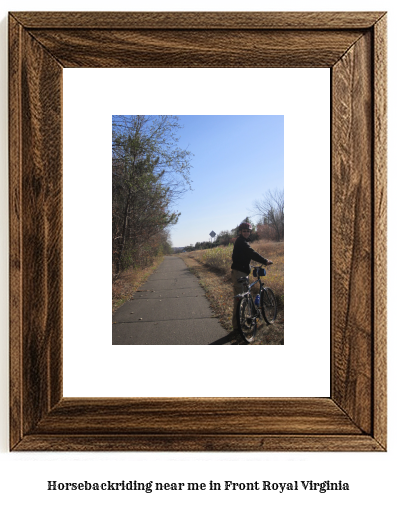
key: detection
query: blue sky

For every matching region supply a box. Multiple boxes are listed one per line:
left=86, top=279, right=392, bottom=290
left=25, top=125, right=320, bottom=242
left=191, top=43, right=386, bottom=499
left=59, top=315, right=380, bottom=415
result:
left=169, top=115, right=284, bottom=247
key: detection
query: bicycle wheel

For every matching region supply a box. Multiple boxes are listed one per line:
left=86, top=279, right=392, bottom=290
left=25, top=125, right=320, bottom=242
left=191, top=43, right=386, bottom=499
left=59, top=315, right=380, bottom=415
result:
left=237, top=296, right=257, bottom=343
left=261, top=288, right=277, bottom=324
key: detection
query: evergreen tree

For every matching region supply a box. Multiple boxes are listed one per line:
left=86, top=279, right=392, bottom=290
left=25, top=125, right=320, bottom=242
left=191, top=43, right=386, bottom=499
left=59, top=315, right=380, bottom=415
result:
left=112, top=116, right=193, bottom=277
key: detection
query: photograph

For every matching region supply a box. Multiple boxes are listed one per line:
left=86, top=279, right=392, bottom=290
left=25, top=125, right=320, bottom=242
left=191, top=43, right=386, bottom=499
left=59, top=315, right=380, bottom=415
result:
left=111, top=114, right=284, bottom=345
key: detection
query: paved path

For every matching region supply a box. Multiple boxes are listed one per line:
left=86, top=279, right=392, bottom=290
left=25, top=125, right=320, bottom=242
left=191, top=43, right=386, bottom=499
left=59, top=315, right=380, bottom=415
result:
left=112, top=256, right=232, bottom=345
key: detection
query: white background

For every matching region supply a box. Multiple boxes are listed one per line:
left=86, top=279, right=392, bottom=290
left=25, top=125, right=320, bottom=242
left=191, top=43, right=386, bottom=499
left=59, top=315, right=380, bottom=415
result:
left=63, top=68, right=330, bottom=397
left=0, top=1, right=395, bottom=507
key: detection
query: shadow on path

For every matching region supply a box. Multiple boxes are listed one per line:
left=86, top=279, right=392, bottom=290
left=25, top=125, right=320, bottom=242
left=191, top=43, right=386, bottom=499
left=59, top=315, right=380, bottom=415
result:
left=209, top=331, right=247, bottom=345
left=113, top=256, right=233, bottom=345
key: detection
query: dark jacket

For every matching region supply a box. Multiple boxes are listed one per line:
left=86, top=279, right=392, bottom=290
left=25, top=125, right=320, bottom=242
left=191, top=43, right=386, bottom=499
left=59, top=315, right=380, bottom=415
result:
left=231, top=235, right=268, bottom=275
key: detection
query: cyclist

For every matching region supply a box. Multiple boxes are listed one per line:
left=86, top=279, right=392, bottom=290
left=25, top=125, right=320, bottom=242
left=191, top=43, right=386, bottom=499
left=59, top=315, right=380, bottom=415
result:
left=231, top=221, right=273, bottom=332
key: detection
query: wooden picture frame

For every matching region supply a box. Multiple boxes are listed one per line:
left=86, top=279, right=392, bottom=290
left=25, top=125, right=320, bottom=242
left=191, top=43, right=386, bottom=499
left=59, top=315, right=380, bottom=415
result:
left=9, top=11, right=387, bottom=451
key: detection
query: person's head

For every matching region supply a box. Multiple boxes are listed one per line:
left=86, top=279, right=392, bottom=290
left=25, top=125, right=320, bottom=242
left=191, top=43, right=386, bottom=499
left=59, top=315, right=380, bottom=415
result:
left=239, top=222, right=252, bottom=239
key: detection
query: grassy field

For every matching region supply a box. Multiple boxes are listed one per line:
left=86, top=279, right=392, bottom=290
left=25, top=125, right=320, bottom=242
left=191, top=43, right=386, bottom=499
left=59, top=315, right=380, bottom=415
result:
left=179, top=240, right=284, bottom=345
left=185, top=240, right=284, bottom=305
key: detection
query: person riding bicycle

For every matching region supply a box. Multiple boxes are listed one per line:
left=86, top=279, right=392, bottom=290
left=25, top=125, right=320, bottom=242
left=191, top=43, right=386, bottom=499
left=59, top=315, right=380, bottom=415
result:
left=231, top=221, right=273, bottom=332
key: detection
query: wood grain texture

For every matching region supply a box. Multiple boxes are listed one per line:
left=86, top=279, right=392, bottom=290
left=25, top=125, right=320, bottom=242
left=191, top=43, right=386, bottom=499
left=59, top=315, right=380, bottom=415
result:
left=332, top=32, right=373, bottom=434
left=12, top=11, right=386, bottom=29
left=31, top=398, right=362, bottom=435
left=28, top=29, right=363, bottom=68
left=9, top=11, right=387, bottom=452
left=14, top=435, right=383, bottom=452
left=9, top=16, right=63, bottom=447
left=9, top=15, right=23, bottom=450
left=373, top=14, right=387, bottom=450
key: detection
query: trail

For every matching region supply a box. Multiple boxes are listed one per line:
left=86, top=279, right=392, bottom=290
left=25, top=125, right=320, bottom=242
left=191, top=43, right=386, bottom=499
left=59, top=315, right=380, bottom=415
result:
left=112, top=256, right=233, bottom=345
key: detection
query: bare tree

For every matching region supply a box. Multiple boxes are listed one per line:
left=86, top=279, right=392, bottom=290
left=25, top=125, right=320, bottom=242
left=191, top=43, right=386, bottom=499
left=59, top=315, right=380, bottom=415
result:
left=112, top=115, right=193, bottom=278
left=251, top=189, right=284, bottom=241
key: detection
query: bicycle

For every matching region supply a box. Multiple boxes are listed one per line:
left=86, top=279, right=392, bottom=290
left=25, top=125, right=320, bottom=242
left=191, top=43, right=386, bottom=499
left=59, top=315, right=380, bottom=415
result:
left=234, top=265, right=277, bottom=343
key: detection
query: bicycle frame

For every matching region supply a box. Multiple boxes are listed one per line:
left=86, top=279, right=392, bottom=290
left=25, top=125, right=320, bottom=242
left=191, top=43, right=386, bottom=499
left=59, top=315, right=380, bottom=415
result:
left=234, top=269, right=264, bottom=301
left=234, top=265, right=277, bottom=342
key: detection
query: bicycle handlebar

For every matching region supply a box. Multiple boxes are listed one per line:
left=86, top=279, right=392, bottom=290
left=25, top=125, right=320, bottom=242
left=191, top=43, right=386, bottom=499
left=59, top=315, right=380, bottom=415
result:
left=250, top=261, right=273, bottom=268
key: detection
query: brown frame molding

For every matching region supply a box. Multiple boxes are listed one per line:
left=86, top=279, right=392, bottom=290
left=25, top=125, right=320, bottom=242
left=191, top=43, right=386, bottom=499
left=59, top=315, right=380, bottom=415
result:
left=9, top=11, right=387, bottom=451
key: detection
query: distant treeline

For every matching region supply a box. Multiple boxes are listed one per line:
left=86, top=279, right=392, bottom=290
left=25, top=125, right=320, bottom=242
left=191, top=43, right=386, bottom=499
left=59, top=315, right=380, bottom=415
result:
left=181, top=191, right=284, bottom=252
left=181, top=220, right=257, bottom=252
left=112, top=115, right=193, bottom=279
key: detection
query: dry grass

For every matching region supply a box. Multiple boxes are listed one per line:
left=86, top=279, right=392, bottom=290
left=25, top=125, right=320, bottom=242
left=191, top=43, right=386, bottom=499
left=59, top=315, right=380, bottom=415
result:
left=186, top=241, right=284, bottom=306
left=179, top=240, right=284, bottom=345
left=112, top=255, right=165, bottom=312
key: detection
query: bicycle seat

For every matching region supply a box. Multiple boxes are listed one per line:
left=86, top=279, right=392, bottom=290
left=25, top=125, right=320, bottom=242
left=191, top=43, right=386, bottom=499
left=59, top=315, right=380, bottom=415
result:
left=237, top=276, right=248, bottom=283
